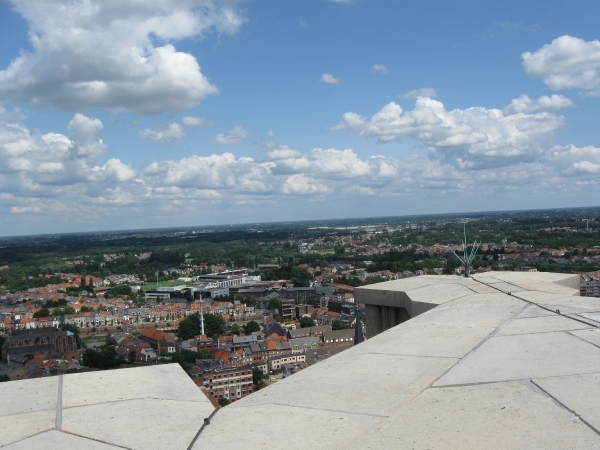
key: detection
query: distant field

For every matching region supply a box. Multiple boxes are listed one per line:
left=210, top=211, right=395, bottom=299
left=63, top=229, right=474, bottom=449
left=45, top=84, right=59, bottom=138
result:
left=142, top=280, right=187, bottom=290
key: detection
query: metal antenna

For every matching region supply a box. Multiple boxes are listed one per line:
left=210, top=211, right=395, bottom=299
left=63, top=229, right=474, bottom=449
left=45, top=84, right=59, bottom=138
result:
left=450, top=222, right=481, bottom=277
left=200, top=301, right=205, bottom=336
left=583, top=219, right=590, bottom=232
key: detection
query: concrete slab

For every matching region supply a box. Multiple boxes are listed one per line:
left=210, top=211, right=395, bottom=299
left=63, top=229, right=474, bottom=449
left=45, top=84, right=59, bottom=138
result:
left=497, top=315, right=593, bottom=336
left=534, top=373, right=600, bottom=432
left=483, top=281, right=527, bottom=293
left=568, top=329, right=600, bottom=348
left=349, top=381, right=600, bottom=450
left=404, top=283, right=477, bottom=314
left=0, top=376, right=58, bottom=416
left=3, top=430, right=121, bottom=449
left=62, top=364, right=210, bottom=408
left=535, top=296, right=600, bottom=315
left=353, top=322, right=494, bottom=359
left=502, top=279, right=579, bottom=295
left=197, top=402, right=386, bottom=450
left=434, top=331, right=600, bottom=386
left=515, top=304, right=557, bottom=319
left=226, top=352, right=457, bottom=417
left=61, top=398, right=212, bottom=450
left=0, top=410, right=56, bottom=447
left=579, top=312, right=600, bottom=324
left=514, top=290, right=567, bottom=303
left=403, top=293, right=524, bottom=329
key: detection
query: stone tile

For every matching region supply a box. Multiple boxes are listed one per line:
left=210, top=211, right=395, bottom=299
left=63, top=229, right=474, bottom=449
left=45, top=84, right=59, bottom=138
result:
left=536, top=296, right=600, bottom=315
left=62, top=398, right=214, bottom=450
left=197, top=402, right=385, bottom=450
left=483, top=281, right=527, bottom=293
left=403, top=293, right=524, bottom=329
left=352, top=322, right=493, bottom=358
left=3, top=430, right=121, bottom=449
left=227, top=352, right=457, bottom=417
left=62, top=364, right=210, bottom=408
left=434, top=331, right=600, bottom=386
left=515, top=290, right=567, bottom=303
left=0, top=376, right=58, bottom=416
left=568, top=329, right=600, bottom=348
left=404, top=283, right=477, bottom=314
left=0, top=410, right=56, bottom=447
left=497, top=315, right=592, bottom=336
left=534, top=373, right=600, bottom=432
left=349, top=382, right=600, bottom=450
left=515, top=304, right=557, bottom=319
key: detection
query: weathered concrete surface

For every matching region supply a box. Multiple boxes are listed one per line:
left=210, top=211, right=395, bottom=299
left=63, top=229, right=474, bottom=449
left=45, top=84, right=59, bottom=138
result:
left=3, top=430, right=121, bottom=449
left=348, top=382, right=600, bottom=450
left=0, top=365, right=214, bottom=449
left=434, top=331, right=600, bottom=386
left=2, top=272, right=599, bottom=449
left=534, top=372, right=600, bottom=432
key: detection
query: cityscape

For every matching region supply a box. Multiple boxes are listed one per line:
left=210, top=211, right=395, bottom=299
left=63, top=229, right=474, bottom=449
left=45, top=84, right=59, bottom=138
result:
left=0, top=0, right=598, bottom=448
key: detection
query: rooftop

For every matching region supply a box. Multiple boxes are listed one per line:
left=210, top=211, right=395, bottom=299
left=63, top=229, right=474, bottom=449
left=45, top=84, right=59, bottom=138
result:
left=2, top=272, right=599, bottom=449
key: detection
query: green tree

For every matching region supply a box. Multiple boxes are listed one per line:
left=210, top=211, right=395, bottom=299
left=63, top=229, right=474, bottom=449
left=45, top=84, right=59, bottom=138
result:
left=252, top=367, right=263, bottom=385
left=243, top=320, right=260, bottom=334
left=128, top=349, right=137, bottom=363
left=59, top=323, right=85, bottom=349
left=33, top=307, right=50, bottom=318
left=177, top=313, right=225, bottom=339
left=300, top=317, right=316, bottom=328
left=82, top=347, right=120, bottom=369
left=268, top=298, right=280, bottom=311
left=218, top=398, right=230, bottom=407
left=230, top=323, right=241, bottom=335
left=332, top=319, right=350, bottom=330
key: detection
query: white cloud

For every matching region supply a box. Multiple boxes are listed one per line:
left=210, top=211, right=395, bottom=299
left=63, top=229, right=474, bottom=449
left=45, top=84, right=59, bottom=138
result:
left=522, top=35, right=600, bottom=95
left=503, top=94, right=574, bottom=115
left=403, top=88, right=438, bottom=99
left=372, top=64, right=388, bottom=74
left=321, top=73, right=340, bottom=84
left=332, top=97, right=565, bottom=169
left=283, top=174, right=330, bottom=195
left=68, top=114, right=106, bottom=156
left=182, top=116, right=211, bottom=128
left=0, top=107, right=597, bottom=234
left=0, top=1, right=246, bottom=113
left=139, top=123, right=185, bottom=143
left=215, top=125, right=248, bottom=144
left=548, top=144, right=600, bottom=176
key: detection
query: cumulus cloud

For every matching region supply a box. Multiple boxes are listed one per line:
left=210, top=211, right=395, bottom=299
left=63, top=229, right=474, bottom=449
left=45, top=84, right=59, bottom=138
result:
left=139, top=123, right=185, bottom=143
left=0, top=107, right=137, bottom=210
left=332, top=97, right=565, bottom=169
left=0, top=1, right=246, bottom=113
left=68, top=114, right=107, bottom=156
left=403, top=88, right=438, bottom=99
left=215, top=125, right=248, bottom=144
left=522, top=35, right=600, bottom=96
left=372, top=64, right=388, bottom=74
left=548, top=144, right=600, bottom=176
left=503, top=94, right=574, bottom=115
left=0, top=106, right=597, bottom=233
left=283, top=174, right=331, bottom=195
left=182, top=116, right=211, bottom=128
left=321, top=73, right=340, bottom=84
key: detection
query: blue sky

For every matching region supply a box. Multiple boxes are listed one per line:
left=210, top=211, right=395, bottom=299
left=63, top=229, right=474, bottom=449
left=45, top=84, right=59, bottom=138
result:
left=0, top=0, right=598, bottom=236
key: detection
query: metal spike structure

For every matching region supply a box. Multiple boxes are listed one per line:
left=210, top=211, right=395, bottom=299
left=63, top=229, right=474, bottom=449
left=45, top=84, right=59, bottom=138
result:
left=450, top=223, right=481, bottom=277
